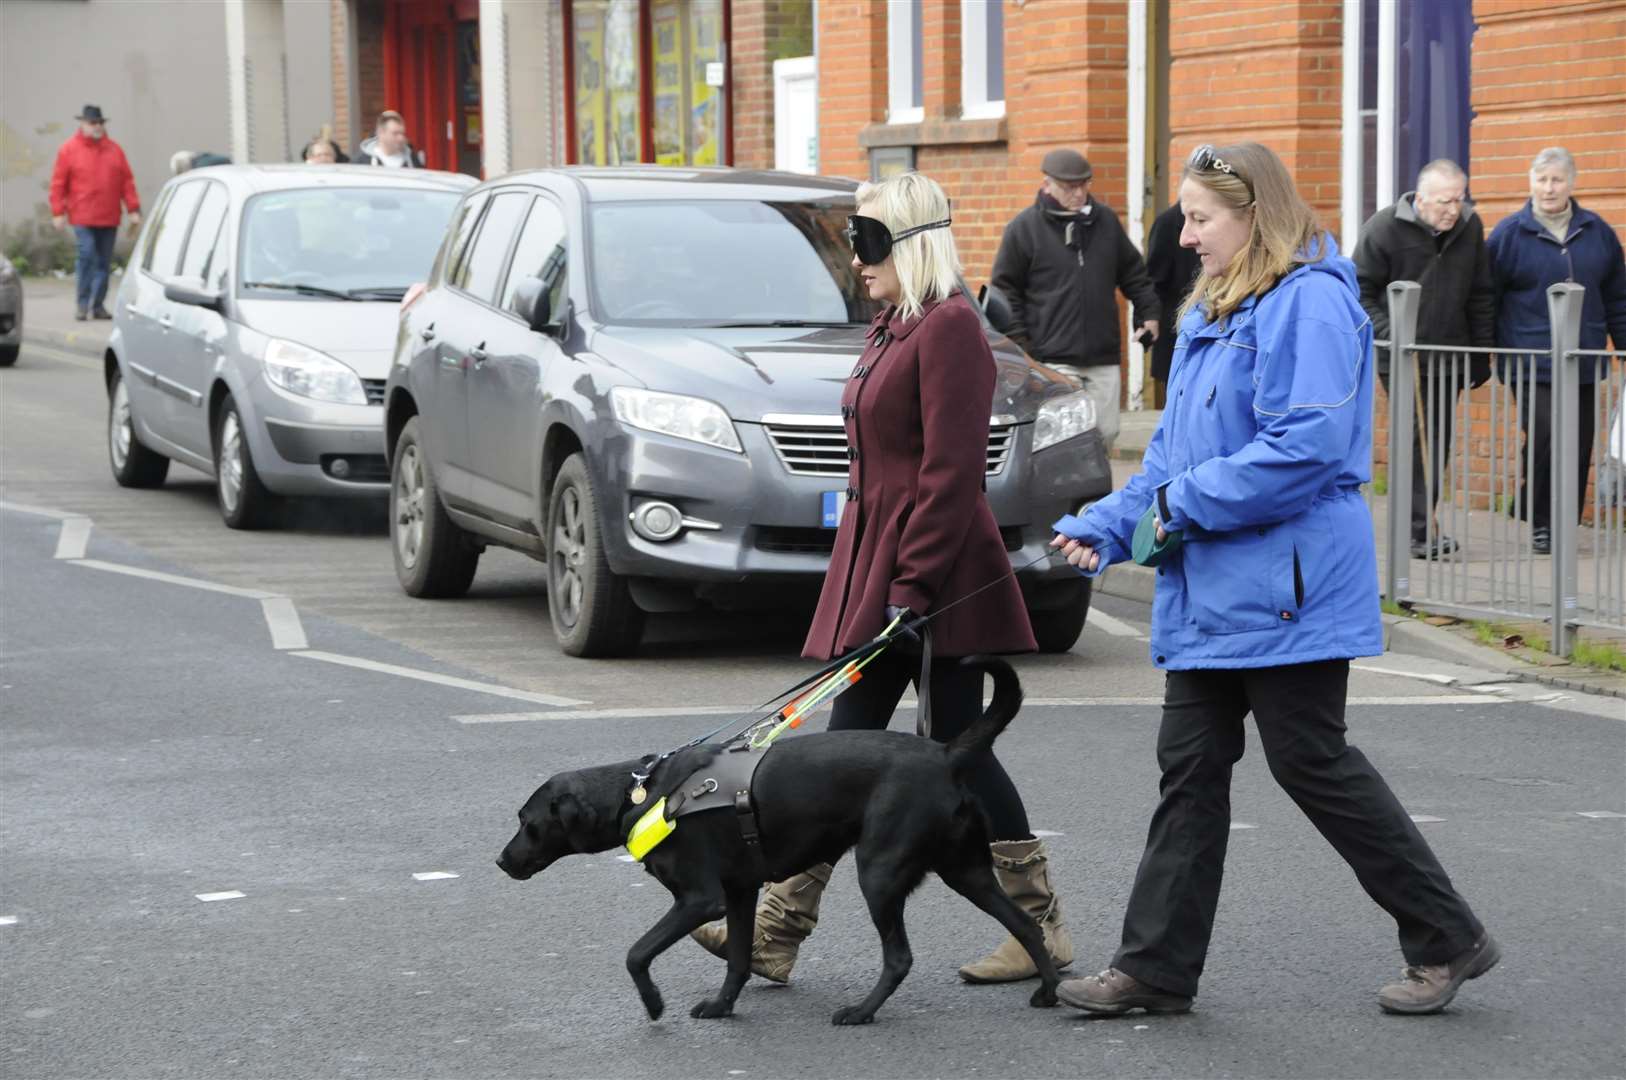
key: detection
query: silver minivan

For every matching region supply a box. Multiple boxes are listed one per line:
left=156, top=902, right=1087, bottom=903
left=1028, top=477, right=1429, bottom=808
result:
left=105, top=164, right=473, bottom=527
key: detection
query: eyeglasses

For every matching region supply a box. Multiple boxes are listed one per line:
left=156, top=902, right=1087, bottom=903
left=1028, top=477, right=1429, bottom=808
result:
left=1188, top=144, right=1252, bottom=197
left=844, top=214, right=952, bottom=266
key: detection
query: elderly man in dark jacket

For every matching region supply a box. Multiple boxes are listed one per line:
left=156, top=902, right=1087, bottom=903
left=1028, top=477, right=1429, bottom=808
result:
left=1487, top=146, right=1626, bottom=552
left=1354, top=158, right=1495, bottom=559
left=991, top=149, right=1159, bottom=450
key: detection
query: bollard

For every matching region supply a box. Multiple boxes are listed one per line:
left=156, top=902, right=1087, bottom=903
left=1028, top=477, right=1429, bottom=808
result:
left=1547, top=283, right=1584, bottom=656
left=1385, top=281, right=1420, bottom=605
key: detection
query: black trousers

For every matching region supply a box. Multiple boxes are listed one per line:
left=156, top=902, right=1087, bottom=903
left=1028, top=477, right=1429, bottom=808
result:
left=828, top=649, right=1032, bottom=842
left=1113, top=660, right=1484, bottom=998
left=1379, top=370, right=1458, bottom=541
left=1516, top=380, right=1598, bottom=530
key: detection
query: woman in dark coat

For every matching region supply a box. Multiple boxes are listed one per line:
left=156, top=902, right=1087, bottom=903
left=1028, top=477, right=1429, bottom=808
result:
left=693, top=171, right=1072, bottom=986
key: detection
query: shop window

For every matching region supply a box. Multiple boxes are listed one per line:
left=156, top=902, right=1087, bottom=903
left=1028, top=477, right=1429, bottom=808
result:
left=569, top=0, right=728, bottom=167
left=960, top=0, right=1004, bottom=120
left=887, top=0, right=923, bottom=124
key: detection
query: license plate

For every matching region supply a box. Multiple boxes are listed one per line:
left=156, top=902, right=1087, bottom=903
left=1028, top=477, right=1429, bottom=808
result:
left=821, top=490, right=847, bottom=529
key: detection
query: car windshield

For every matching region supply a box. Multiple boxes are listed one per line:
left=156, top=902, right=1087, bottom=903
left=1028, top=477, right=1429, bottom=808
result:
left=238, top=187, right=460, bottom=300
left=588, top=200, right=882, bottom=326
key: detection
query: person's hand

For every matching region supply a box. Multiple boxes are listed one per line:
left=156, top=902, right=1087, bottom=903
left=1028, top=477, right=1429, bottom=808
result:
left=883, top=605, right=920, bottom=643
left=127, top=210, right=141, bottom=231
left=52, top=214, right=66, bottom=231
left=1155, top=519, right=1168, bottom=543
left=1142, top=319, right=1160, bottom=342
left=1050, top=533, right=1100, bottom=572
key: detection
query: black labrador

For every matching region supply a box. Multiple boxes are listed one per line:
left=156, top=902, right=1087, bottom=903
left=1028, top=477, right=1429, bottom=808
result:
left=496, top=655, right=1060, bottom=1025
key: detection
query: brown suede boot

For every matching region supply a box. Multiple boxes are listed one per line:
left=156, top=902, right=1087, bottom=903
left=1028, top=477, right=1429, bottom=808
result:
left=690, top=863, right=833, bottom=984
left=958, top=838, right=1074, bottom=983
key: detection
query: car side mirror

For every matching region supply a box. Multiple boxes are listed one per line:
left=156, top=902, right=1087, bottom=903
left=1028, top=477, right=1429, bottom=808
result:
left=165, top=277, right=224, bottom=313
left=977, top=283, right=1014, bottom=334
left=511, top=275, right=556, bottom=335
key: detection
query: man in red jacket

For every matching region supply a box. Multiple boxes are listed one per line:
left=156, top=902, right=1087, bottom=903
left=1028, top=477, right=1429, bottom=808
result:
left=50, top=105, right=141, bottom=321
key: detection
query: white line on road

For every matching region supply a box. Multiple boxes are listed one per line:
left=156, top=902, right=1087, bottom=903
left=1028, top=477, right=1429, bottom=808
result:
left=0, top=499, right=83, bottom=521
left=0, top=916, right=17, bottom=926
left=1229, top=822, right=1258, bottom=831
left=53, top=517, right=92, bottom=560
left=260, top=597, right=308, bottom=650
left=1032, top=830, right=1066, bottom=838
left=457, top=704, right=742, bottom=724
left=70, top=558, right=278, bottom=600
left=1409, top=815, right=1445, bottom=823
left=1576, top=811, right=1626, bottom=819
left=412, top=871, right=460, bottom=881
left=1086, top=607, right=1146, bottom=638
left=195, top=891, right=246, bottom=902
left=1352, top=663, right=1458, bottom=686
left=293, top=650, right=588, bottom=706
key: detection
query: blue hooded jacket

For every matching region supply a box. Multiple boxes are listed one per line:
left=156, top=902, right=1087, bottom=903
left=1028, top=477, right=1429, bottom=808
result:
left=1485, top=199, right=1626, bottom=383
left=1059, top=236, right=1385, bottom=670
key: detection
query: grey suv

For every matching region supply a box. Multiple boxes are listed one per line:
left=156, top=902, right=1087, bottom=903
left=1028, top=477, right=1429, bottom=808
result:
left=384, top=168, right=1112, bottom=657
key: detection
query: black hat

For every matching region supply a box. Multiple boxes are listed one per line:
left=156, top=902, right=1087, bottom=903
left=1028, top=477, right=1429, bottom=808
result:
left=1041, top=148, right=1091, bottom=183
left=76, top=105, right=107, bottom=123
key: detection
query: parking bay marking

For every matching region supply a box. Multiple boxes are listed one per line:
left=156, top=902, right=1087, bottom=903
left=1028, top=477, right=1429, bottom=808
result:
left=294, top=650, right=588, bottom=707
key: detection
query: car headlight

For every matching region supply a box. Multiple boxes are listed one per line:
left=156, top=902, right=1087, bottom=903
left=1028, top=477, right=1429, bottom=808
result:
left=1032, top=389, right=1098, bottom=452
left=0, top=260, right=16, bottom=285
left=262, top=339, right=367, bottom=405
left=609, top=387, right=742, bottom=453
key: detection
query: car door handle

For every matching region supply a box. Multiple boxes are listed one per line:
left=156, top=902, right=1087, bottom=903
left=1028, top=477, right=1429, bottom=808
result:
left=469, top=343, right=488, bottom=365
left=420, top=323, right=437, bottom=341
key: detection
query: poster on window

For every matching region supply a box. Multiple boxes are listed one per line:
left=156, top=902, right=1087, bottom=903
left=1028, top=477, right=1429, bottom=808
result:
left=689, top=0, right=722, bottom=166
left=652, top=1, right=685, bottom=165
left=572, top=2, right=608, bottom=165
left=607, top=0, right=641, bottom=164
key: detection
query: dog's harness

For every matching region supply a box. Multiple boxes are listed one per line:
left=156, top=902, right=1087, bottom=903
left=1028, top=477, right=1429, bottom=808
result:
left=625, top=744, right=770, bottom=879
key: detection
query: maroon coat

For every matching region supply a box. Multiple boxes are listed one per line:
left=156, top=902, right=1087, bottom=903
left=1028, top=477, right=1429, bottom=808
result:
left=803, top=293, right=1038, bottom=660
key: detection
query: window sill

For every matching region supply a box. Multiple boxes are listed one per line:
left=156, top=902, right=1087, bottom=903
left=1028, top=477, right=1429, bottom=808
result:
left=858, top=115, right=1008, bottom=149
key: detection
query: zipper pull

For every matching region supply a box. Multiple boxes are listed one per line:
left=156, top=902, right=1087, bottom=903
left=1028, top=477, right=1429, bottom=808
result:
left=1206, top=385, right=1216, bottom=406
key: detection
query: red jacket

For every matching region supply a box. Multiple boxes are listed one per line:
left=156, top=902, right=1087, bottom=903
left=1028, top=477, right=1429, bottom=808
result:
left=49, top=132, right=139, bottom=227
left=803, top=293, right=1037, bottom=660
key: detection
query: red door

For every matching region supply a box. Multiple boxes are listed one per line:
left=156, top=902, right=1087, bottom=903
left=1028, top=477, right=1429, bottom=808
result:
left=382, top=0, right=479, bottom=173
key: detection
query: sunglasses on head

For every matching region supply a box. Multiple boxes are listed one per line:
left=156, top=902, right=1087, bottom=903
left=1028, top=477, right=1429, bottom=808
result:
left=1188, top=144, right=1253, bottom=197
left=844, top=214, right=952, bottom=266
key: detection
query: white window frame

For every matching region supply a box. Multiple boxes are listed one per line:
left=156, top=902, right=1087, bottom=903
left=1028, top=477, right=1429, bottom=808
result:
left=887, top=0, right=923, bottom=124
left=960, top=0, right=1005, bottom=120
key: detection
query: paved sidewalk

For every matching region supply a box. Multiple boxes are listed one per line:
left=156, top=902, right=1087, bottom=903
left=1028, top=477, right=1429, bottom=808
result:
left=18, top=274, right=115, bottom=359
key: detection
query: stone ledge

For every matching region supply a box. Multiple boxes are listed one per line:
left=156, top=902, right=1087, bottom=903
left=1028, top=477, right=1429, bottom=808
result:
left=857, top=116, right=1008, bottom=149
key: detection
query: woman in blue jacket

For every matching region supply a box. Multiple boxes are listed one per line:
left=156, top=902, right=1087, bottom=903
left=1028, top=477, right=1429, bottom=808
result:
left=1051, top=143, right=1497, bottom=1017
left=1487, top=146, right=1626, bottom=553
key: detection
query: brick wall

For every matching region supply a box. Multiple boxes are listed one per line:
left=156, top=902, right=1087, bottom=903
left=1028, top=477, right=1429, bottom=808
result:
left=354, top=0, right=387, bottom=154
left=732, top=0, right=816, bottom=169
left=330, top=0, right=351, bottom=150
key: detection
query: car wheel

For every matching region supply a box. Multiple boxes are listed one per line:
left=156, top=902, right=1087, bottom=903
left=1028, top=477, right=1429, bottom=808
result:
left=1029, top=577, right=1092, bottom=654
left=547, top=453, right=644, bottom=657
left=390, top=416, right=479, bottom=598
left=214, top=393, right=278, bottom=529
left=0, top=344, right=18, bottom=368
left=107, top=368, right=169, bottom=488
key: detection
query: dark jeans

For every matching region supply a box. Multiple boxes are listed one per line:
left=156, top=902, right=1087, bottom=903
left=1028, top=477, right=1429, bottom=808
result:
left=1379, top=370, right=1458, bottom=542
left=1515, top=380, right=1598, bottom=531
left=1112, top=660, right=1484, bottom=998
left=828, top=649, right=1032, bottom=842
left=73, top=225, right=118, bottom=312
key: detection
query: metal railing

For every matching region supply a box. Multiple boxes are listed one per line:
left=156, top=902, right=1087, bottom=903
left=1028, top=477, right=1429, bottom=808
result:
left=1384, top=281, right=1626, bottom=655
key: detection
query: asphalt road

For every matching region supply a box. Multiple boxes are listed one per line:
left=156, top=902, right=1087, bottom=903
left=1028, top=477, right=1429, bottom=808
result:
left=3, top=340, right=1624, bottom=1079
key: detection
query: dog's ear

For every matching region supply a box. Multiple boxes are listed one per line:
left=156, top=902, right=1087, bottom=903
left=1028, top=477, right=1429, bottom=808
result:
left=551, top=790, right=600, bottom=847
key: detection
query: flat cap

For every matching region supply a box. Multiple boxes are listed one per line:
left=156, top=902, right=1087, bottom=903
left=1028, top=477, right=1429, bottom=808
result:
left=1041, top=149, right=1092, bottom=183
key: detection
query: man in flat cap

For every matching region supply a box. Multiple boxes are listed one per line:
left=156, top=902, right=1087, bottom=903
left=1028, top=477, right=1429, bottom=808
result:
left=50, top=105, right=140, bottom=321
left=991, top=148, right=1159, bottom=450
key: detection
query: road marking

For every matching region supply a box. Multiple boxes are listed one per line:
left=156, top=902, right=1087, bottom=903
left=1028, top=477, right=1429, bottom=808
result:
left=0, top=916, right=17, bottom=926
left=52, top=517, right=93, bottom=560
left=71, top=558, right=278, bottom=600
left=457, top=704, right=742, bottom=724
left=0, top=499, right=84, bottom=521
left=1086, top=607, right=1146, bottom=638
left=1409, top=815, right=1445, bottom=823
left=1577, top=811, right=1626, bottom=819
left=1229, top=822, right=1258, bottom=830
left=412, top=871, right=460, bottom=881
left=1352, top=663, right=1458, bottom=686
left=195, top=891, right=246, bottom=902
left=260, top=597, right=308, bottom=650
left=21, top=341, right=102, bottom=370
left=293, top=650, right=588, bottom=706
left=1032, top=829, right=1065, bottom=838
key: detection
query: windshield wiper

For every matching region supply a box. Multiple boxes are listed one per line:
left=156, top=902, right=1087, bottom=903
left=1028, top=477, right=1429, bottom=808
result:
left=241, top=280, right=360, bottom=301
left=344, top=285, right=409, bottom=301
left=702, top=319, right=857, bottom=328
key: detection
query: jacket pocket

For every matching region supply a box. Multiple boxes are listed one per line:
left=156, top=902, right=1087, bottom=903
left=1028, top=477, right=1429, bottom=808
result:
left=1181, top=527, right=1295, bottom=635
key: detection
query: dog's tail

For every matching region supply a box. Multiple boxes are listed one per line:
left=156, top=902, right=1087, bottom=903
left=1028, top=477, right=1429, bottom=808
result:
left=945, top=656, right=1023, bottom=775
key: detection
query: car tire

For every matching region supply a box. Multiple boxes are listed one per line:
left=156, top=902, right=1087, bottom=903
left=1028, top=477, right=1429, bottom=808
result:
left=390, top=416, right=479, bottom=598
left=547, top=453, right=644, bottom=657
left=214, top=393, right=278, bottom=530
left=0, top=344, right=18, bottom=368
left=107, top=368, right=170, bottom=488
left=1029, top=577, right=1092, bottom=654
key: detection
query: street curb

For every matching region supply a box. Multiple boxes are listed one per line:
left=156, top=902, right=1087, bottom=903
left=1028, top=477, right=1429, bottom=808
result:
left=1094, top=562, right=1155, bottom=605
left=23, top=325, right=108, bottom=361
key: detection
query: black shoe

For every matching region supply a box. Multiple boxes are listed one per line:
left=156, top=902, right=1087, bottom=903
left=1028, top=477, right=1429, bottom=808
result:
left=1531, top=527, right=1551, bottom=555
left=74, top=309, right=88, bottom=322
left=92, top=306, right=113, bottom=320
left=1410, top=535, right=1459, bottom=560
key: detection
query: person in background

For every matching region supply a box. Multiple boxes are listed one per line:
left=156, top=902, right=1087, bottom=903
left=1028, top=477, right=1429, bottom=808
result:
left=169, top=150, right=233, bottom=175
left=49, top=105, right=139, bottom=321
left=1487, top=146, right=1626, bottom=554
left=991, top=149, right=1160, bottom=450
left=1145, top=200, right=1200, bottom=397
left=1354, top=158, right=1494, bottom=560
left=1052, top=141, right=1497, bottom=1019
left=358, top=111, right=421, bottom=168
left=301, top=139, right=338, bottom=164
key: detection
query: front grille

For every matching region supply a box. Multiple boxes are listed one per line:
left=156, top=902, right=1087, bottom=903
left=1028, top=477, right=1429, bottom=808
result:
left=361, top=378, right=386, bottom=406
left=755, top=526, right=837, bottom=555
left=762, top=416, right=1017, bottom=477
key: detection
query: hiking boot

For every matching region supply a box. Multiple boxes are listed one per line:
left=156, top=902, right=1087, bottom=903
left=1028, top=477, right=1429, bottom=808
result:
left=958, top=838, right=1074, bottom=983
left=1058, top=967, right=1193, bottom=1015
left=690, top=863, right=832, bottom=984
left=1531, top=527, right=1551, bottom=555
left=1378, top=932, right=1500, bottom=1015
left=92, top=306, right=113, bottom=320
left=75, top=308, right=88, bottom=322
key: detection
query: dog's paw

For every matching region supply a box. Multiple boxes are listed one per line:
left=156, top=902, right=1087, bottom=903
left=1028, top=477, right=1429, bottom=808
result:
left=1031, top=983, right=1060, bottom=1008
left=690, top=996, right=734, bottom=1020
left=639, top=988, right=666, bottom=1021
left=831, top=1005, right=876, bottom=1026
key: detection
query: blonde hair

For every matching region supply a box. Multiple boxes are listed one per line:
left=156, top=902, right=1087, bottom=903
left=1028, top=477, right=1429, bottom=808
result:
left=854, top=172, right=962, bottom=321
left=1179, top=142, right=1327, bottom=326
